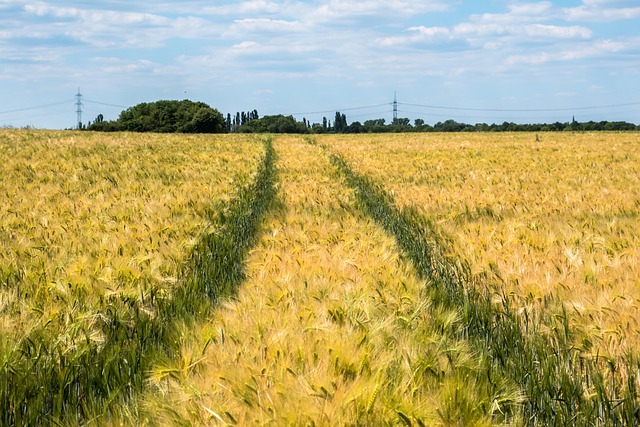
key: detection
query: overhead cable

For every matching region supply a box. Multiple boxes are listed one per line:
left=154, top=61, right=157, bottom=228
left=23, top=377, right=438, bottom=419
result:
left=0, top=100, right=72, bottom=116
left=289, top=103, right=391, bottom=116
left=84, top=99, right=128, bottom=108
left=398, top=101, right=640, bottom=113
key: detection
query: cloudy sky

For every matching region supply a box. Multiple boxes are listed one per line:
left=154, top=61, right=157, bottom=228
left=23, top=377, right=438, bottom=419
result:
left=1, top=0, right=639, bottom=129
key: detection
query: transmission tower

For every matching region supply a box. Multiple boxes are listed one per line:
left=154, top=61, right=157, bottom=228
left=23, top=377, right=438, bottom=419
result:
left=393, top=91, right=398, bottom=124
left=75, top=88, right=83, bottom=129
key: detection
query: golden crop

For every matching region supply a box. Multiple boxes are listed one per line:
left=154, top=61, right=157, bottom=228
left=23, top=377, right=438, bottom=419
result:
left=322, top=132, right=640, bottom=355
left=0, top=129, right=263, bottom=337
left=3, top=129, right=638, bottom=424
left=140, top=135, right=521, bottom=426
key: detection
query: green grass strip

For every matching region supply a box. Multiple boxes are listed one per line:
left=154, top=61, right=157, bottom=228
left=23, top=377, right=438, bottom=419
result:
left=0, top=136, right=277, bottom=426
left=324, top=143, right=639, bottom=426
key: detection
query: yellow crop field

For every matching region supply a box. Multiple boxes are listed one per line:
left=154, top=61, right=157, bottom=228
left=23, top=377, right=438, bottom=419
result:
left=0, top=129, right=265, bottom=424
left=0, top=130, right=262, bottom=329
left=1, top=130, right=639, bottom=425
left=139, top=135, right=520, bottom=426
left=322, top=132, right=640, bottom=356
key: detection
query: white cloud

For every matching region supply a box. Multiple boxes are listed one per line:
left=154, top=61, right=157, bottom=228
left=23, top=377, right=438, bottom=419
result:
left=561, top=39, right=626, bottom=59
left=471, top=2, right=553, bottom=24
left=508, top=2, right=553, bottom=16
left=202, top=0, right=282, bottom=15
left=17, top=3, right=218, bottom=49
left=505, top=52, right=553, bottom=65
left=316, top=0, right=447, bottom=17
left=378, top=26, right=450, bottom=46
left=101, top=59, right=155, bottom=74
left=564, top=0, right=640, bottom=22
left=565, top=6, right=640, bottom=21
left=24, top=4, right=168, bottom=25
left=379, top=22, right=592, bottom=47
left=227, top=18, right=305, bottom=35
left=505, top=39, right=627, bottom=65
left=233, top=41, right=261, bottom=50
left=455, top=22, right=591, bottom=39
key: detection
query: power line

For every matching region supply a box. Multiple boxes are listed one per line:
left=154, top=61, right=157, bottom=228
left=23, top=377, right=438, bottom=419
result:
left=289, top=103, right=391, bottom=116
left=349, top=110, right=394, bottom=120
left=84, top=99, right=128, bottom=109
left=398, top=101, right=640, bottom=113
left=0, top=100, right=72, bottom=116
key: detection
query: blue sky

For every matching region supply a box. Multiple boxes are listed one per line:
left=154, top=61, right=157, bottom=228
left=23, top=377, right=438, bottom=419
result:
left=1, top=0, right=639, bottom=129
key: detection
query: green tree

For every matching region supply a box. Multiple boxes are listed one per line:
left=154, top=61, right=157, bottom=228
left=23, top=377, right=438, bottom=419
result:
left=238, top=115, right=307, bottom=133
left=334, top=112, right=347, bottom=132
left=110, top=100, right=224, bottom=133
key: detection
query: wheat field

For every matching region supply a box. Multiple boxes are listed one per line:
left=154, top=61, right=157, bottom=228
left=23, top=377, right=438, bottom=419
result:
left=1, top=130, right=638, bottom=425
left=139, top=135, right=520, bottom=426
left=322, top=132, right=640, bottom=356
left=0, top=130, right=265, bottom=424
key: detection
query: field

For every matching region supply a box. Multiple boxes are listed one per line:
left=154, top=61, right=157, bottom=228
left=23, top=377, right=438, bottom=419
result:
left=0, top=130, right=266, bottom=424
left=0, top=130, right=639, bottom=425
left=322, top=133, right=640, bottom=356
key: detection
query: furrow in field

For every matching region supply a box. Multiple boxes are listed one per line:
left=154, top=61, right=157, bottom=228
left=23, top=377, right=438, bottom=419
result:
left=141, top=135, right=519, bottom=426
left=0, top=132, right=272, bottom=425
left=321, top=133, right=640, bottom=356
left=321, top=138, right=640, bottom=426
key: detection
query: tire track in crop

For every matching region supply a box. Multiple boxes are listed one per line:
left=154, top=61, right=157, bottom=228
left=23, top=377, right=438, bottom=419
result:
left=140, top=135, right=519, bottom=426
left=321, top=140, right=640, bottom=426
left=0, top=137, right=277, bottom=425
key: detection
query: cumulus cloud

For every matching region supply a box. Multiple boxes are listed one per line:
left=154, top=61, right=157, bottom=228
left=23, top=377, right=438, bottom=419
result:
left=313, top=0, right=448, bottom=20
left=563, top=0, right=640, bottom=21
left=227, top=18, right=305, bottom=35
left=17, top=3, right=218, bottom=49
left=202, top=0, right=282, bottom=16
left=24, top=4, right=168, bottom=25
left=505, top=39, right=627, bottom=65
left=379, top=22, right=592, bottom=47
left=473, top=1, right=553, bottom=24
left=565, top=6, right=640, bottom=21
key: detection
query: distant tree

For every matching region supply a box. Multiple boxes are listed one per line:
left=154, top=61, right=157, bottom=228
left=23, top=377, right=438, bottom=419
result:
left=604, top=121, right=637, bottom=131
left=185, top=108, right=225, bottom=133
left=364, top=118, right=385, bottom=127
left=237, top=115, right=307, bottom=133
left=346, top=121, right=364, bottom=133
left=363, top=118, right=386, bottom=133
left=334, top=112, right=348, bottom=133
left=103, top=100, right=225, bottom=133
left=434, top=119, right=466, bottom=132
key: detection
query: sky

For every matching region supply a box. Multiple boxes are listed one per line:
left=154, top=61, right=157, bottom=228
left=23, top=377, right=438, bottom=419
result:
left=1, top=0, right=639, bottom=129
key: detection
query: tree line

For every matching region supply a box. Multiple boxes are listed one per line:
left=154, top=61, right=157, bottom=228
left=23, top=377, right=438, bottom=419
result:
left=86, top=100, right=226, bottom=133
left=85, top=100, right=639, bottom=133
